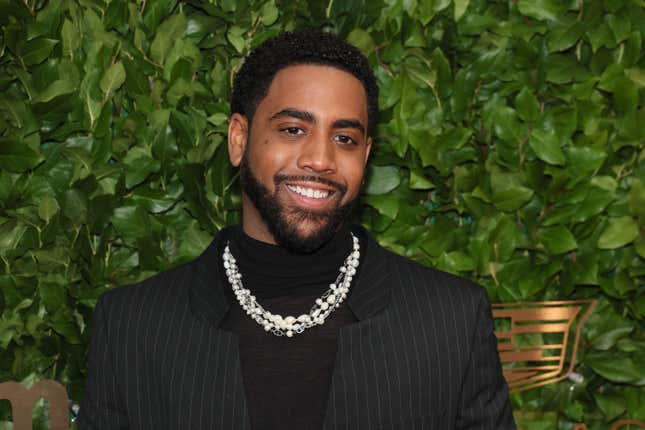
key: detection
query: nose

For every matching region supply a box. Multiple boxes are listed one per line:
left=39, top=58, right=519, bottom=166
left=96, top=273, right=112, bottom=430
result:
left=296, top=132, right=336, bottom=174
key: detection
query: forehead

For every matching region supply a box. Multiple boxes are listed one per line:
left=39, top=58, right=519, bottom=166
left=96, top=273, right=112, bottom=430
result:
left=256, top=64, right=369, bottom=121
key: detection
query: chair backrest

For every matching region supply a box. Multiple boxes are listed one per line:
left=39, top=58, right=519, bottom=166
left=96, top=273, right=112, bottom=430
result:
left=492, top=299, right=596, bottom=392
left=0, top=380, right=69, bottom=430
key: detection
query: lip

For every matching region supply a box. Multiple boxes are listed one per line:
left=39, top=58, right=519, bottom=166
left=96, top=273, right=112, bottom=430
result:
left=283, top=182, right=337, bottom=210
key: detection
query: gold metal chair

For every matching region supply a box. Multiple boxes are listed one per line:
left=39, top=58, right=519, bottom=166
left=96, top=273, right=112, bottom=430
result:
left=492, top=299, right=596, bottom=393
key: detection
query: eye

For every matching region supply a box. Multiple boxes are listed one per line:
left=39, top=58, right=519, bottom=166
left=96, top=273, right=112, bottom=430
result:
left=280, top=127, right=306, bottom=135
left=334, top=134, right=358, bottom=146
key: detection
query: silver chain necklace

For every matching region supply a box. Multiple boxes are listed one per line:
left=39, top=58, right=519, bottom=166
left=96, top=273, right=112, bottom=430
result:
left=223, top=234, right=360, bottom=337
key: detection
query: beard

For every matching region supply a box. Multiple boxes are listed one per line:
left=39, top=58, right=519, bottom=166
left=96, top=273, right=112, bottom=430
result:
left=239, top=151, right=355, bottom=253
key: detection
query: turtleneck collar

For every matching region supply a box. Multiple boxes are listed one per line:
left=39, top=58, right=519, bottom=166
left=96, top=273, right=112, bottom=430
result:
left=189, top=224, right=393, bottom=326
left=227, top=225, right=354, bottom=299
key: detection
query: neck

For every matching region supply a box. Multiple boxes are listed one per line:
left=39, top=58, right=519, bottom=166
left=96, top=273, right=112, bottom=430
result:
left=228, top=224, right=353, bottom=299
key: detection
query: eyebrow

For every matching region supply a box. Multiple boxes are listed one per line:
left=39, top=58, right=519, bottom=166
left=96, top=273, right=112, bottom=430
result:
left=270, top=108, right=315, bottom=123
left=269, top=108, right=366, bottom=136
left=332, top=118, right=365, bottom=136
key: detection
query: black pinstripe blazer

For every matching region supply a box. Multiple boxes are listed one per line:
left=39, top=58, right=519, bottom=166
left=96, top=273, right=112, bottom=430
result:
left=78, top=226, right=515, bottom=429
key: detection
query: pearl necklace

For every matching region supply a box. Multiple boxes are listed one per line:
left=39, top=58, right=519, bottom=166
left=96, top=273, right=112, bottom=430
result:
left=223, top=234, right=360, bottom=337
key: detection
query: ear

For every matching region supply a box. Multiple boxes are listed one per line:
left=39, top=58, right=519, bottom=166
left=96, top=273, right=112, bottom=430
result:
left=363, top=136, right=373, bottom=166
left=228, top=113, right=248, bottom=167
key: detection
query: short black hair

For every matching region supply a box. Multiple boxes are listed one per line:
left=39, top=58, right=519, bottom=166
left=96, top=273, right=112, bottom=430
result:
left=230, top=30, right=379, bottom=136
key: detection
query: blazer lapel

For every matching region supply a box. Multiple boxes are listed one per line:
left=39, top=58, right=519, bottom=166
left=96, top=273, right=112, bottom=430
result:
left=185, top=228, right=251, bottom=430
left=324, top=228, right=394, bottom=429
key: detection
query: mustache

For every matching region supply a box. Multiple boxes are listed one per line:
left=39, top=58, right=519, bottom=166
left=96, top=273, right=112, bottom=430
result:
left=274, top=174, right=347, bottom=195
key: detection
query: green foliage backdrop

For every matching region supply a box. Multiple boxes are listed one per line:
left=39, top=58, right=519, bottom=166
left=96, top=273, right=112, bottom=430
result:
left=0, top=0, right=644, bottom=428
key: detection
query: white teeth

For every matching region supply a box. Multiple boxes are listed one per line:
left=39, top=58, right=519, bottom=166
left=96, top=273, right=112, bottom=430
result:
left=287, top=185, right=330, bottom=199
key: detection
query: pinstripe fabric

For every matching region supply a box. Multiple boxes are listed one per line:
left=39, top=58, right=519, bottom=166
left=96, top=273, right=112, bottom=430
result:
left=78, top=226, right=514, bottom=429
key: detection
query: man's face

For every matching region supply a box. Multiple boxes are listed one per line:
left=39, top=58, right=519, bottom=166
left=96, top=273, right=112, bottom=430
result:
left=228, top=64, right=372, bottom=252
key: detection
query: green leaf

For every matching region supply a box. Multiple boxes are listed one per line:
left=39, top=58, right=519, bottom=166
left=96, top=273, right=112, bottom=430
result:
left=490, top=171, right=534, bottom=211
left=142, top=0, right=178, bottom=34
left=586, top=308, right=634, bottom=351
left=227, top=26, right=246, bottom=53
left=546, top=18, right=586, bottom=52
left=61, top=19, right=80, bottom=57
left=61, top=189, right=88, bottom=223
left=178, top=220, right=213, bottom=258
left=409, top=169, right=434, bottom=190
left=260, top=1, right=279, bottom=26
left=365, top=194, right=399, bottom=219
left=597, top=216, right=639, bottom=249
left=421, top=218, right=456, bottom=257
left=586, top=302, right=634, bottom=350
left=607, top=12, right=631, bottom=43
left=586, top=351, right=644, bottom=384
left=515, top=87, right=540, bottom=122
left=0, top=220, right=28, bottom=255
left=563, top=402, right=584, bottom=422
left=37, top=197, right=59, bottom=223
left=437, top=251, right=474, bottom=272
left=124, top=156, right=161, bottom=189
left=517, top=0, right=565, bottom=21
left=441, top=127, right=471, bottom=149
left=347, top=28, right=375, bottom=56
left=454, top=0, right=470, bottom=21
left=49, top=307, right=82, bottom=344
left=626, top=67, right=645, bottom=87
left=112, top=205, right=151, bottom=240
left=104, top=0, right=129, bottom=32
left=624, top=386, right=645, bottom=420
left=207, top=112, right=228, bottom=126
left=572, top=187, right=615, bottom=222
left=150, top=13, right=187, bottom=64
left=20, top=38, right=59, bottom=65
left=364, top=165, right=401, bottom=195
left=600, top=273, right=636, bottom=299
left=416, top=0, right=451, bottom=25
left=0, top=140, right=44, bottom=172
left=539, top=225, right=577, bottom=254
left=100, top=61, right=126, bottom=96
left=529, top=128, right=566, bottom=165
left=594, top=394, right=626, bottom=421
left=489, top=104, right=526, bottom=143
left=31, top=79, right=77, bottom=104
left=544, top=54, right=590, bottom=84
left=565, top=146, right=607, bottom=184
left=490, top=215, right=521, bottom=261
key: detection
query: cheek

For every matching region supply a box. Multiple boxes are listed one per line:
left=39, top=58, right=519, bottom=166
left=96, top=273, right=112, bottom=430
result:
left=246, top=143, right=292, bottom=188
left=339, top=158, right=367, bottom=197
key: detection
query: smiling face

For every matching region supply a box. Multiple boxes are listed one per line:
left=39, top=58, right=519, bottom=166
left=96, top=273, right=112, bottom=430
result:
left=228, top=64, right=372, bottom=252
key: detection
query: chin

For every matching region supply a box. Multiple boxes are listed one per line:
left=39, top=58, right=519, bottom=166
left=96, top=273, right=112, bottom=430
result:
left=239, top=154, right=353, bottom=253
left=273, top=213, right=338, bottom=253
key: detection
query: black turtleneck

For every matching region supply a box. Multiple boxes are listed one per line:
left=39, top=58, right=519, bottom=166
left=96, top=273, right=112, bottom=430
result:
left=220, top=225, right=360, bottom=430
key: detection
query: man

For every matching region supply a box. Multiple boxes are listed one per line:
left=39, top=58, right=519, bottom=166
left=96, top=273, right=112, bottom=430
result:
left=79, top=30, right=515, bottom=429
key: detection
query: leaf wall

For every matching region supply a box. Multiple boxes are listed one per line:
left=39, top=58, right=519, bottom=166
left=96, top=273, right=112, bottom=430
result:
left=0, top=0, right=643, bottom=428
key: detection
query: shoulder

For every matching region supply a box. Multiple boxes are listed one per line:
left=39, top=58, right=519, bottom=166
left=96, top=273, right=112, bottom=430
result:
left=92, top=264, right=194, bottom=339
left=96, top=231, right=224, bottom=316
left=375, top=242, right=488, bottom=318
left=383, top=242, right=484, bottom=294
left=99, top=261, right=192, bottom=309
